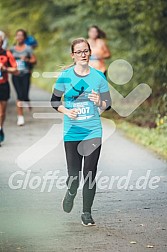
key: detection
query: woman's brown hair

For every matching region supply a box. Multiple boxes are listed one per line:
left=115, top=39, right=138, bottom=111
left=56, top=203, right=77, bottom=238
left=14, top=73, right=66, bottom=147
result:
left=88, top=25, right=106, bottom=39
left=71, top=37, right=91, bottom=53
left=15, top=29, right=27, bottom=40
left=63, top=38, right=91, bottom=70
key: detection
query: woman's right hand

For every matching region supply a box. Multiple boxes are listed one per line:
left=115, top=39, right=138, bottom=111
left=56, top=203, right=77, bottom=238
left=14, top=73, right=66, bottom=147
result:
left=65, top=108, right=78, bottom=119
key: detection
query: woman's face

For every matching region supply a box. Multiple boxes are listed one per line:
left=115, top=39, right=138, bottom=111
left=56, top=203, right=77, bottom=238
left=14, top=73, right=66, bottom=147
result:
left=15, top=31, right=25, bottom=44
left=71, top=42, right=91, bottom=66
left=88, top=27, right=98, bottom=39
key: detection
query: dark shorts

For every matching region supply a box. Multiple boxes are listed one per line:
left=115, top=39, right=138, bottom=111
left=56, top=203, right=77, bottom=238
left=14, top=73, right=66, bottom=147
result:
left=0, top=82, right=10, bottom=101
left=12, top=73, right=31, bottom=101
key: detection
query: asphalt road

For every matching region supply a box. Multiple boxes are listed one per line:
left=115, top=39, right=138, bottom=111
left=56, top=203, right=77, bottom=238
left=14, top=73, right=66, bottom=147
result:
left=0, top=85, right=167, bottom=252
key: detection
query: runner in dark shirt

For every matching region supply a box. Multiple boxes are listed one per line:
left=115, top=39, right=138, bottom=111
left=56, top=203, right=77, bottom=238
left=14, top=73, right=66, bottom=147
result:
left=0, top=35, right=17, bottom=145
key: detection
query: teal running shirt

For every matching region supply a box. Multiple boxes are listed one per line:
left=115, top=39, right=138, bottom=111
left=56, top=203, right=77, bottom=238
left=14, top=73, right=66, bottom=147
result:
left=53, top=66, right=110, bottom=142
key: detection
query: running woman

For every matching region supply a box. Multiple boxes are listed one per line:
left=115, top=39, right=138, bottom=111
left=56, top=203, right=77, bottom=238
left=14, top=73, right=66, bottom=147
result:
left=0, top=35, right=17, bottom=145
left=87, top=25, right=111, bottom=76
left=10, top=29, right=37, bottom=126
left=51, top=38, right=111, bottom=226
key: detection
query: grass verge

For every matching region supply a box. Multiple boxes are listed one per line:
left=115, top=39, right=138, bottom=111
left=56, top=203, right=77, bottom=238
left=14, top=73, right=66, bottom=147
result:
left=115, top=120, right=167, bottom=160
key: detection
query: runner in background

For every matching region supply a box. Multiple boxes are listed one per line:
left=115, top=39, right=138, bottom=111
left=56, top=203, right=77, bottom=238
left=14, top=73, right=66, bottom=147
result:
left=10, top=29, right=37, bottom=126
left=0, top=31, right=8, bottom=50
left=87, top=25, right=111, bottom=76
left=0, top=34, right=17, bottom=145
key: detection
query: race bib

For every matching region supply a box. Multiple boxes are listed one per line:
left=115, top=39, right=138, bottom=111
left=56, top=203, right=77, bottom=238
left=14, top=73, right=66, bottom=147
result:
left=73, top=100, right=95, bottom=120
left=16, top=59, right=26, bottom=71
left=0, top=69, right=3, bottom=80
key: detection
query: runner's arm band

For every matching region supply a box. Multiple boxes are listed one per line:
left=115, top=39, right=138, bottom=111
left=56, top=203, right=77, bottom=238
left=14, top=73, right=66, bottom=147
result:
left=100, top=91, right=111, bottom=110
left=51, top=89, right=63, bottom=111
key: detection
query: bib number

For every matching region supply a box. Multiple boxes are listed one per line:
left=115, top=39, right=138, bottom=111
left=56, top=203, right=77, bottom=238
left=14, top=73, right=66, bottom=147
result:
left=73, top=101, right=94, bottom=120
left=16, top=59, right=26, bottom=71
left=77, top=106, right=90, bottom=115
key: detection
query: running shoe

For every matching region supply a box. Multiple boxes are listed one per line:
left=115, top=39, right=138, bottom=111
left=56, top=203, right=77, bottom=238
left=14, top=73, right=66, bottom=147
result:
left=17, top=115, right=25, bottom=126
left=0, top=129, right=5, bottom=144
left=62, top=190, right=77, bottom=213
left=81, top=212, right=96, bottom=226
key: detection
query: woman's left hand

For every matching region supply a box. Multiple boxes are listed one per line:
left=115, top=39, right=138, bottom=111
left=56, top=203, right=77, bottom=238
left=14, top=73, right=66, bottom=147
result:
left=88, top=89, right=101, bottom=106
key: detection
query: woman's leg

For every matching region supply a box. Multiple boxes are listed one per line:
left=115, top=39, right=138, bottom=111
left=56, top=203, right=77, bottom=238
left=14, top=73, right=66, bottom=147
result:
left=0, top=82, right=10, bottom=142
left=0, top=101, right=7, bottom=128
left=0, top=101, right=7, bottom=143
left=26, top=73, right=32, bottom=110
left=62, top=141, right=83, bottom=213
left=64, top=141, right=83, bottom=194
left=16, top=74, right=30, bottom=116
left=12, top=75, right=24, bottom=116
left=23, top=73, right=31, bottom=102
left=82, top=138, right=101, bottom=213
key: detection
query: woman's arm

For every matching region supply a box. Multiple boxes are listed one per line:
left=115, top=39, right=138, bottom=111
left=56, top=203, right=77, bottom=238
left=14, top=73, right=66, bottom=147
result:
left=21, top=54, right=37, bottom=64
left=58, top=105, right=78, bottom=119
left=29, top=54, right=37, bottom=64
left=88, top=89, right=111, bottom=110
left=1, top=51, right=18, bottom=74
left=1, top=64, right=17, bottom=74
left=51, top=91, right=78, bottom=119
left=100, top=39, right=111, bottom=59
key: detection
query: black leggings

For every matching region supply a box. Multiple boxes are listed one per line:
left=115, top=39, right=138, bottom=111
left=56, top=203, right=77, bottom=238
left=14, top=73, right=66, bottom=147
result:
left=12, top=73, right=31, bottom=101
left=64, top=138, right=101, bottom=213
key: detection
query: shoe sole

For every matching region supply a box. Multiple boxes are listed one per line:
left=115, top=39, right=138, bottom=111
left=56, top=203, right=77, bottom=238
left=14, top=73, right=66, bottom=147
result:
left=81, top=221, right=96, bottom=227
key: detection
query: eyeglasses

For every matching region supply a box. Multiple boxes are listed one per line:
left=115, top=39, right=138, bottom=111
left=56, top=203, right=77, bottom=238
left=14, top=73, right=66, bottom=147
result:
left=73, top=49, right=90, bottom=56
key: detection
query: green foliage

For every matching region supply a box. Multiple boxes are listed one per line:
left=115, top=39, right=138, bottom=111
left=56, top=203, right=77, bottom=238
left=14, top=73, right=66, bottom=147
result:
left=155, top=83, right=167, bottom=132
left=0, top=0, right=167, bottom=132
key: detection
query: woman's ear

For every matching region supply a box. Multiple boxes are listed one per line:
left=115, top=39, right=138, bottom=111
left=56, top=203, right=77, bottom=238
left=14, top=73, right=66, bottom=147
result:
left=71, top=53, right=74, bottom=60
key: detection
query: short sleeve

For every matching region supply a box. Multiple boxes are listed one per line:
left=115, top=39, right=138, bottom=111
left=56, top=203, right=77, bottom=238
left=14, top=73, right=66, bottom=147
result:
left=26, top=46, right=33, bottom=57
left=54, top=71, right=67, bottom=93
